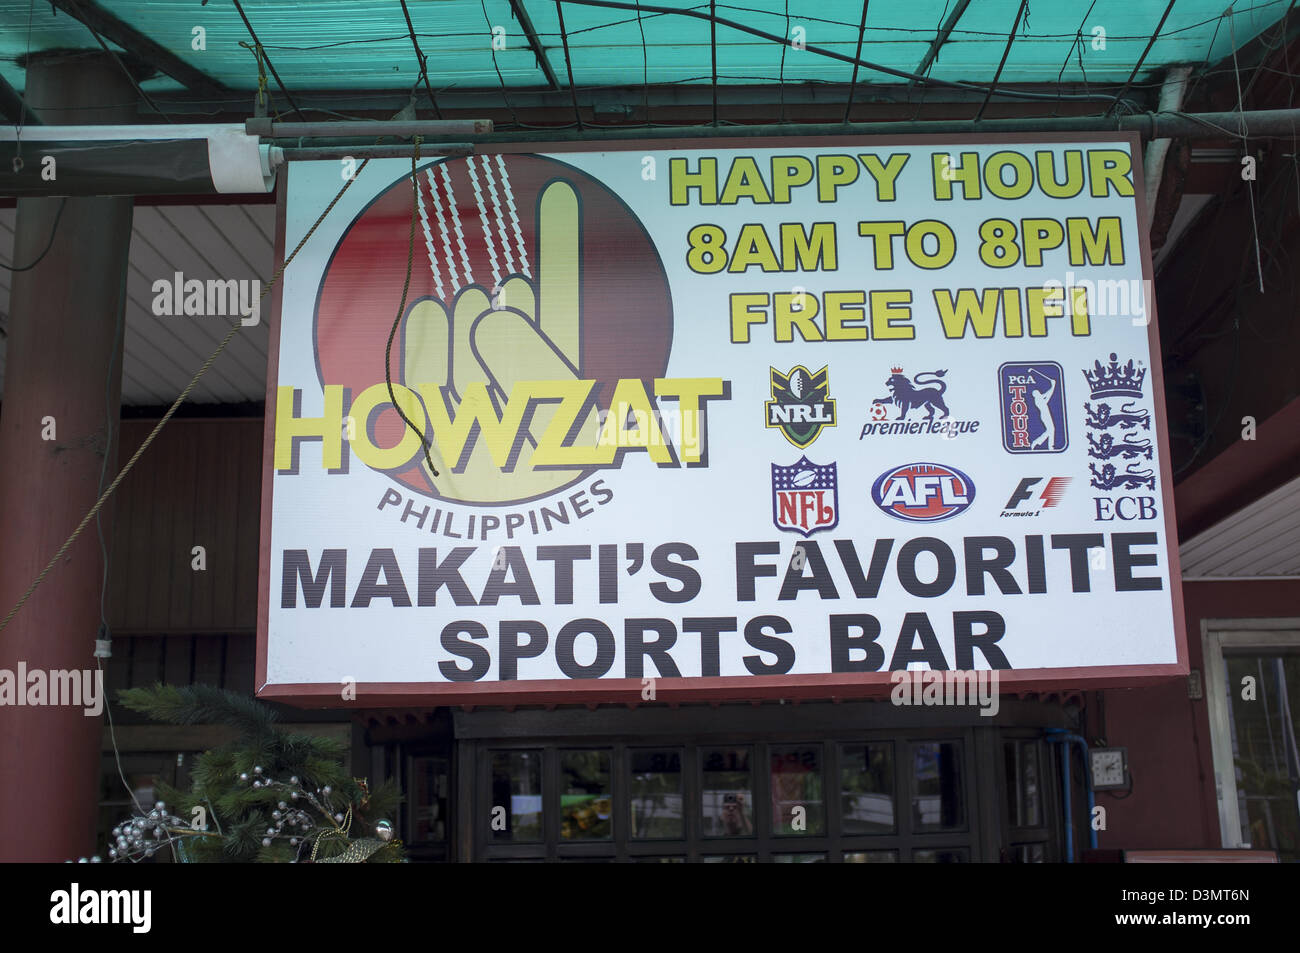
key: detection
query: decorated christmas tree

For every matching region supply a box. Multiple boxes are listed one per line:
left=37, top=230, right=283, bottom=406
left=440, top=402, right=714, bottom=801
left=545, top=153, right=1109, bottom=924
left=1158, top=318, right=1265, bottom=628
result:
left=107, top=684, right=404, bottom=863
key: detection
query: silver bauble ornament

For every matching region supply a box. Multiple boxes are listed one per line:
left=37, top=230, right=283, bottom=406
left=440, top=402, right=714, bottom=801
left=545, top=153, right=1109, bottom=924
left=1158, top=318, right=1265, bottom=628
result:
left=375, top=821, right=394, bottom=842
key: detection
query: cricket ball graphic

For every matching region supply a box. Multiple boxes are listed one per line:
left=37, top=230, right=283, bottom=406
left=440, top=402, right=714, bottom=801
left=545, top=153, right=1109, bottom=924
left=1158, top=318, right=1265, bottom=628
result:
left=314, top=154, right=674, bottom=505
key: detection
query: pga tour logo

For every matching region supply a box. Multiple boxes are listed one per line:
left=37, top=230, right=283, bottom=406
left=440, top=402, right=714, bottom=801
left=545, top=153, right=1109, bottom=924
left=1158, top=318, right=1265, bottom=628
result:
left=998, top=362, right=1067, bottom=453
left=871, top=462, right=975, bottom=522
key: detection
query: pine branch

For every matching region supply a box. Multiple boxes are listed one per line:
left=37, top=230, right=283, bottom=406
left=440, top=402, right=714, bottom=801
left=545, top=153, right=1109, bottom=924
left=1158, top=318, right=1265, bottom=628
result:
left=118, top=684, right=278, bottom=739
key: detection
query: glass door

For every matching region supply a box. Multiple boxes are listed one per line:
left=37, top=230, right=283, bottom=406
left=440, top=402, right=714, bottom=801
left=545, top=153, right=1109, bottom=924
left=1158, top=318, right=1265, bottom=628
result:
left=469, top=731, right=999, bottom=862
left=1205, top=623, right=1300, bottom=860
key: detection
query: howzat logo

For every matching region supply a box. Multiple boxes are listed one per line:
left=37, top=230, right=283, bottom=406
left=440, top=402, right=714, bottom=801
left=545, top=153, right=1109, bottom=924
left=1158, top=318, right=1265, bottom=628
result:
left=279, top=154, right=727, bottom=508
left=871, top=462, right=975, bottom=522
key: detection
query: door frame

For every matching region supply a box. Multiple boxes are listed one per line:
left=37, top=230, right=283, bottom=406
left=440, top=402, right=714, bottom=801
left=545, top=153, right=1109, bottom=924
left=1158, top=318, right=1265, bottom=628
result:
left=453, top=700, right=1072, bottom=862
left=1201, top=617, right=1300, bottom=848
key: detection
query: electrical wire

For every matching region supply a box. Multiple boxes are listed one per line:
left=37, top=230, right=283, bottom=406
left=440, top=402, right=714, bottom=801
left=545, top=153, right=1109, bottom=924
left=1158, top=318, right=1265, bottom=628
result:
left=1054, top=0, right=1099, bottom=116
left=383, top=139, right=439, bottom=482
left=0, top=197, right=66, bottom=272
left=64, top=0, right=172, bottom=123
left=843, top=0, right=870, bottom=124
left=556, top=0, right=585, bottom=129
left=230, top=0, right=305, bottom=119
left=635, top=0, right=649, bottom=122
left=0, top=155, right=374, bottom=636
left=479, top=0, right=522, bottom=129
left=975, top=0, right=1028, bottom=122
left=399, top=0, right=444, bottom=119
left=551, top=0, right=1137, bottom=106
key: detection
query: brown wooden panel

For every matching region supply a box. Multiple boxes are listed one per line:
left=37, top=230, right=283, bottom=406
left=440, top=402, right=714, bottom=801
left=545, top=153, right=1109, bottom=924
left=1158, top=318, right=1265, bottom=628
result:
left=163, top=634, right=192, bottom=687
left=121, top=424, right=157, bottom=630
left=101, top=646, right=130, bottom=706
left=148, top=428, right=185, bottom=629
left=187, top=424, right=222, bottom=628
left=128, top=635, right=165, bottom=688
left=213, top=421, right=245, bottom=629
left=192, top=634, right=225, bottom=687
left=224, top=634, right=255, bottom=693
left=108, top=419, right=263, bottom=633
left=233, top=422, right=261, bottom=629
left=167, top=431, right=200, bottom=628
left=105, top=424, right=143, bottom=630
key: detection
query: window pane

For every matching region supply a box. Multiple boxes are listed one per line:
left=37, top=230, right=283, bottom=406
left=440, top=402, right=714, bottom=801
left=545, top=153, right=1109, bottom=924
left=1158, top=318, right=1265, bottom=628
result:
left=1009, top=843, right=1046, bottom=862
left=840, top=743, right=895, bottom=834
left=913, top=848, right=969, bottom=863
left=1004, top=740, right=1042, bottom=829
left=702, top=747, right=754, bottom=837
left=844, top=850, right=898, bottom=863
left=629, top=748, right=684, bottom=840
left=912, top=742, right=966, bottom=831
left=1225, top=654, right=1300, bottom=862
left=701, top=854, right=757, bottom=863
left=627, top=855, right=686, bottom=863
left=410, top=755, right=449, bottom=843
left=490, top=750, right=542, bottom=842
left=770, top=745, right=825, bottom=836
left=772, top=852, right=826, bottom=862
left=560, top=749, right=612, bottom=840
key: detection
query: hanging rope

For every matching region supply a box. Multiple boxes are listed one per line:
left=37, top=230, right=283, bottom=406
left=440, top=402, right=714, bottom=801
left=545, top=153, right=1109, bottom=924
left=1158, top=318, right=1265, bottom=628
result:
left=384, top=136, right=441, bottom=481
left=0, top=157, right=374, bottom=636
left=240, top=40, right=270, bottom=114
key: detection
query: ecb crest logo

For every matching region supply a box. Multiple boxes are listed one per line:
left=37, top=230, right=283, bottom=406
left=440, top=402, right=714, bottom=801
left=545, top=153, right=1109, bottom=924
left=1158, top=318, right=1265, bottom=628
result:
left=998, top=362, right=1067, bottom=453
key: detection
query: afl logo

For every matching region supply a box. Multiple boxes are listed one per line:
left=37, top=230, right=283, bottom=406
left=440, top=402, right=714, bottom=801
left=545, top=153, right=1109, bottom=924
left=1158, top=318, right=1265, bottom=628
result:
left=871, top=462, right=976, bottom=522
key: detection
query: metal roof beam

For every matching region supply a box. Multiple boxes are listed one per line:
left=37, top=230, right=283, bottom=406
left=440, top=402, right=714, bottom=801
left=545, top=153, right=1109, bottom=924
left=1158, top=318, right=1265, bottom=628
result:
left=911, top=0, right=973, bottom=84
left=230, top=0, right=304, bottom=119
left=0, top=73, right=40, bottom=126
left=975, top=0, right=1027, bottom=121
left=399, top=0, right=445, bottom=118
left=554, top=0, right=584, bottom=128
left=144, top=81, right=1145, bottom=118
left=1108, top=0, right=1177, bottom=115
left=507, top=0, right=561, bottom=90
left=48, top=0, right=228, bottom=98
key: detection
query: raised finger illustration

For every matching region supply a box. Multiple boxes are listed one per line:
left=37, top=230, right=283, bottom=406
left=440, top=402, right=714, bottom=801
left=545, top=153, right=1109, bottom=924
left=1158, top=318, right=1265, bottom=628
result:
left=401, top=172, right=600, bottom=504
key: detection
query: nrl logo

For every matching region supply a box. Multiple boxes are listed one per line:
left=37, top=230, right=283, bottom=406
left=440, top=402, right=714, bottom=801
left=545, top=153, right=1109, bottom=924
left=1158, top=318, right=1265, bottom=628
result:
left=765, top=365, right=836, bottom=448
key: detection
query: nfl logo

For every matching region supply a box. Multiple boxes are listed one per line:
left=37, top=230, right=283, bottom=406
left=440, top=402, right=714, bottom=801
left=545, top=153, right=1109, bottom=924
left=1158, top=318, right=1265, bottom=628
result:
left=771, top=457, right=839, bottom=537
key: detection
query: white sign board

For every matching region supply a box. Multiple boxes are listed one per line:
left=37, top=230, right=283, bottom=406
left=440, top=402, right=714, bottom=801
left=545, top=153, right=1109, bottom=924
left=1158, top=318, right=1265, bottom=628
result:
left=258, top=134, right=1186, bottom=704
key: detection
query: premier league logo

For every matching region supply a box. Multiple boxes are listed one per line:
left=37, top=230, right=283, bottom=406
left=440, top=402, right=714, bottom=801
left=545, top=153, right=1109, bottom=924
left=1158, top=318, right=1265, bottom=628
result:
left=771, top=457, right=839, bottom=537
left=998, top=362, right=1068, bottom=453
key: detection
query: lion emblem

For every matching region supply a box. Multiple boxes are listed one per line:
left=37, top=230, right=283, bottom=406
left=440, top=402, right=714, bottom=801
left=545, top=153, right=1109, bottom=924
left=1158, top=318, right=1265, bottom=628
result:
left=1084, top=401, right=1150, bottom=431
left=1089, top=462, right=1156, bottom=491
left=1087, top=431, right=1153, bottom=461
left=874, top=368, right=950, bottom=421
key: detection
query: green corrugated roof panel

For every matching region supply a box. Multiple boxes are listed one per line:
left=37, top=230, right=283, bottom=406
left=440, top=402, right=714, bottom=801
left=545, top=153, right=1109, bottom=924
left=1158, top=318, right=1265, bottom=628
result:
left=0, top=0, right=1292, bottom=99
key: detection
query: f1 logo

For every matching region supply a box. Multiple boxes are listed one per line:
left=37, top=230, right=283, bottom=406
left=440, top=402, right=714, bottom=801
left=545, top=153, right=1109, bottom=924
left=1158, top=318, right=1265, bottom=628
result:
left=1004, top=477, right=1070, bottom=511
